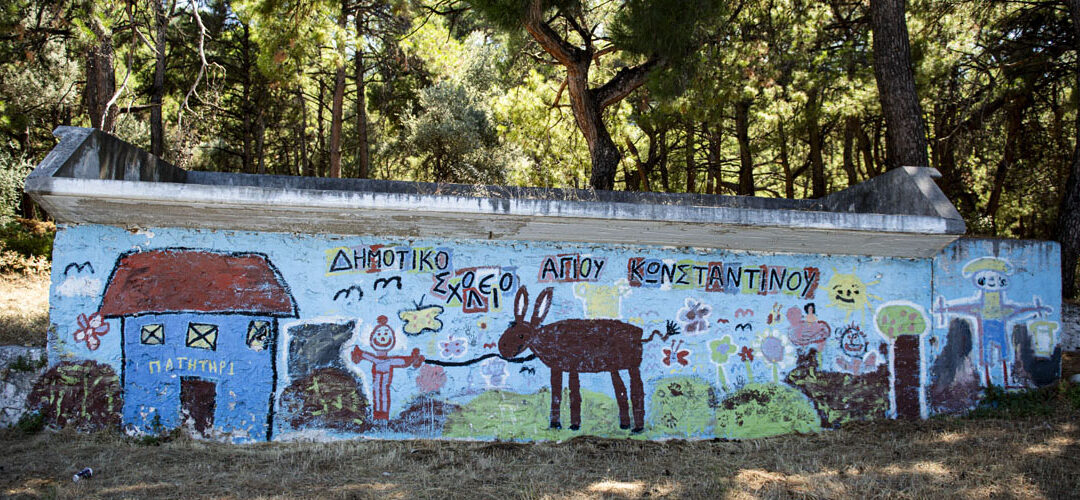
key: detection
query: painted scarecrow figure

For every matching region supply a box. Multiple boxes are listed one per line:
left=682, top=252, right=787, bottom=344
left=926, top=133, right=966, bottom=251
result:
left=934, top=257, right=1051, bottom=388
left=351, top=315, right=423, bottom=420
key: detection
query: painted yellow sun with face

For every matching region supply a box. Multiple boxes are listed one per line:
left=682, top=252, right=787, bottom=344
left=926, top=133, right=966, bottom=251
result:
left=824, top=268, right=882, bottom=324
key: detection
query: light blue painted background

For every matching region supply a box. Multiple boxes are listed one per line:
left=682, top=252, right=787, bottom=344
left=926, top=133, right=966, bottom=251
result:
left=46, top=224, right=1059, bottom=441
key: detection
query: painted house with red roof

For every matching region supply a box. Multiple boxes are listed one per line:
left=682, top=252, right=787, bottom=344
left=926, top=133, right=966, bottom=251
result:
left=99, top=248, right=297, bottom=441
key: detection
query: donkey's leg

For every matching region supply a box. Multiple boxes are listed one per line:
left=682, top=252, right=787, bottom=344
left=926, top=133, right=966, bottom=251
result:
left=628, top=366, right=645, bottom=432
left=610, top=370, right=630, bottom=429
left=549, top=368, right=563, bottom=429
left=568, top=371, right=582, bottom=430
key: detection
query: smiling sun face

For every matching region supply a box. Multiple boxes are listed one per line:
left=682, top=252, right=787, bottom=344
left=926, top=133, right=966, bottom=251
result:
left=825, top=270, right=881, bottom=323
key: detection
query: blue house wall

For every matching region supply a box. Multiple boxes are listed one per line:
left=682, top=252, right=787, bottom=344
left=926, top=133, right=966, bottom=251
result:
left=122, top=312, right=277, bottom=441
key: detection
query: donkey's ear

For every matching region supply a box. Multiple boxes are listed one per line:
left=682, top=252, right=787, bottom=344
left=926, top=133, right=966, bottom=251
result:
left=514, top=286, right=529, bottom=322
left=531, top=287, right=554, bottom=326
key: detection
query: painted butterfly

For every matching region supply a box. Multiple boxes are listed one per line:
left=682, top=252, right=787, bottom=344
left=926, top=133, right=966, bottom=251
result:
left=662, top=340, right=690, bottom=366
left=399, top=303, right=444, bottom=335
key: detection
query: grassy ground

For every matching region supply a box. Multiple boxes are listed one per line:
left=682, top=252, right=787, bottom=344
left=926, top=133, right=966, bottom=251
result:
left=1, top=407, right=1078, bottom=499
left=0, top=271, right=49, bottom=347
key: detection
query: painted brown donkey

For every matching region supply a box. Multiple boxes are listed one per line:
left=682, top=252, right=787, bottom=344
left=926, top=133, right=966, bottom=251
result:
left=498, top=286, right=673, bottom=432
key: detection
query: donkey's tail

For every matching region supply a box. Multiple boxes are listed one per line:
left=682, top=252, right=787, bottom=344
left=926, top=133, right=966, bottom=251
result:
left=642, top=320, right=681, bottom=343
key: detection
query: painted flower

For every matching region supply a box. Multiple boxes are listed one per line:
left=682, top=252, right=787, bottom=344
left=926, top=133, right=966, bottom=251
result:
left=481, top=358, right=508, bottom=387
left=416, top=364, right=447, bottom=393
left=439, top=335, right=467, bottom=358
left=677, top=298, right=712, bottom=335
left=74, top=312, right=109, bottom=351
left=709, top=335, right=735, bottom=364
left=738, top=346, right=754, bottom=362
left=756, top=328, right=795, bottom=366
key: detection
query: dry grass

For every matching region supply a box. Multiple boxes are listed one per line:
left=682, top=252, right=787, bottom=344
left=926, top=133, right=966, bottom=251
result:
left=1, top=408, right=1079, bottom=499
left=0, top=271, right=49, bottom=347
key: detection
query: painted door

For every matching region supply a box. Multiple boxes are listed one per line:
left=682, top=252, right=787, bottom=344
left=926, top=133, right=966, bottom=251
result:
left=180, top=377, right=216, bottom=434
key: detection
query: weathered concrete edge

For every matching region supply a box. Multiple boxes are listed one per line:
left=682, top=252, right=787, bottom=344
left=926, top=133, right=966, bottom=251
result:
left=822, top=166, right=967, bottom=234
left=28, top=175, right=961, bottom=237
left=24, top=126, right=965, bottom=257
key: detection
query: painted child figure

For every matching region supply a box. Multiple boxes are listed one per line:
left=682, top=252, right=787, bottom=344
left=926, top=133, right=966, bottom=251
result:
left=350, top=315, right=423, bottom=420
left=934, top=257, right=1051, bottom=388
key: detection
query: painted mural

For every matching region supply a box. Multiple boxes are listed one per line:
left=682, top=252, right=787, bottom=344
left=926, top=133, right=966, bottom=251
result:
left=37, top=226, right=1061, bottom=442
left=928, top=239, right=1061, bottom=414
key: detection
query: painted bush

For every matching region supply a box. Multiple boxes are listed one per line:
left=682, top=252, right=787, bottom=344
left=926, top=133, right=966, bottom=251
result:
left=41, top=226, right=1061, bottom=442
left=26, top=360, right=122, bottom=431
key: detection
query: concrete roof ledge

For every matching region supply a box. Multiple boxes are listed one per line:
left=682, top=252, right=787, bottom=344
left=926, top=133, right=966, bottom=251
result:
left=25, top=127, right=967, bottom=258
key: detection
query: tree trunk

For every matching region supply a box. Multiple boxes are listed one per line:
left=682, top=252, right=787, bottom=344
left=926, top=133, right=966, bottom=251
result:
left=779, top=120, right=794, bottom=198
left=658, top=135, right=671, bottom=193
left=255, top=109, right=266, bottom=175
left=735, top=98, right=754, bottom=195
left=685, top=120, right=696, bottom=193
left=870, top=0, right=929, bottom=170
left=842, top=116, right=858, bottom=187
left=984, top=95, right=1029, bottom=232
left=328, top=0, right=347, bottom=178
left=807, top=87, right=826, bottom=198
left=150, top=0, right=167, bottom=156
left=520, top=6, right=659, bottom=191
left=240, top=24, right=254, bottom=173
left=1058, top=0, right=1080, bottom=298
left=296, top=86, right=312, bottom=177
left=355, top=14, right=369, bottom=179
left=707, top=122, right=722, bottom=195
left=84, top=20, right=116, bottom=132
left=872, top=118, right=885, bottom=173
left=317, top=80, right=326, bottom=178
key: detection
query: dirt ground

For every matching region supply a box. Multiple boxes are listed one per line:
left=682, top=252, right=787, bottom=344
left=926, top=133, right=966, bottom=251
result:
left=2, top=408, right=1079, bottom=499
left=0, top=271, right=49, bottom=347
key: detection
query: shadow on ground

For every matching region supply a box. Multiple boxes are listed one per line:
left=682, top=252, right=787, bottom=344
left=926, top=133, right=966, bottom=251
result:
left=1, top=405, right=1078, bottom=499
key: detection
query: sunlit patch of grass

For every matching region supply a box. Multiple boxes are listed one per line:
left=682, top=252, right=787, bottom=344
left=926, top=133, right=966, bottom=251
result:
left=0, top=271, right=49, bottom=346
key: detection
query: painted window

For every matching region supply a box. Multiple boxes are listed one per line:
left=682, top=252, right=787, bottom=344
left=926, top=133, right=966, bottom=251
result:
left=186, top=323, right=218, bottom=350
left=246, top=320, right=270, bottom=351
left=140, top=323, right=164, bottom=345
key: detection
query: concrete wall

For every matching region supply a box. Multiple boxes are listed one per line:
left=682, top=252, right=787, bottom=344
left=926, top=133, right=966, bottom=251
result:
left=31, top=226, right=1061, bottom=442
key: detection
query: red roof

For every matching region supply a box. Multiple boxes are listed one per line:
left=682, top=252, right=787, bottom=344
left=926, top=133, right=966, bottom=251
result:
left=99, top=249, right=297, bottom=317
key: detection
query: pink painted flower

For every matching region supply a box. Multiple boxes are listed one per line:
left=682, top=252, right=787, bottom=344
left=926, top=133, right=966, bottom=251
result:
left=416, top=364, right=447, bottom=393
left=74, top=312, right=109, bottom=351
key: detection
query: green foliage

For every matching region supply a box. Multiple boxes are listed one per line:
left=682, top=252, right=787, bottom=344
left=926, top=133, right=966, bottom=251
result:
left=401, top=32, right=517, bottom=184
left=609, top=0, right=726, bottom=62
left=11, top=411, right=44, bottom=435
left=0, top=150, right=32, bottom=221
left=0, top=219, right=55, bottom=258
left=0, top=0, right=1073, bottom=247
left=466, top=0, right=580, bottom=32
left=136, top=414, right=184, bottom=446
left=966, top=385, right=1057, bottom=419
left=7, top=354, right=46, bottom=372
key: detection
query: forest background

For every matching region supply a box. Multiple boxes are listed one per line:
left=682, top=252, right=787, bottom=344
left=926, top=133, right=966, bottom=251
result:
left=0, top=0, right=1078, bottom=297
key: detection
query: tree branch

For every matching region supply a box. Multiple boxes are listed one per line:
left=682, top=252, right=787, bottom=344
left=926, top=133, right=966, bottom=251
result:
left=594, top=57, right=664, bottom=109
left=522, top=0, right=584, bottom=66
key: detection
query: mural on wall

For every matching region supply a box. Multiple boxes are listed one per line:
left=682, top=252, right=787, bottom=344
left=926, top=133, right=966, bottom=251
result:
left=928, top=240, right=1061, bottom=414
left=98, top=248, right=298, bottom=441
left=39, top=227, right=1061, bottom=442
